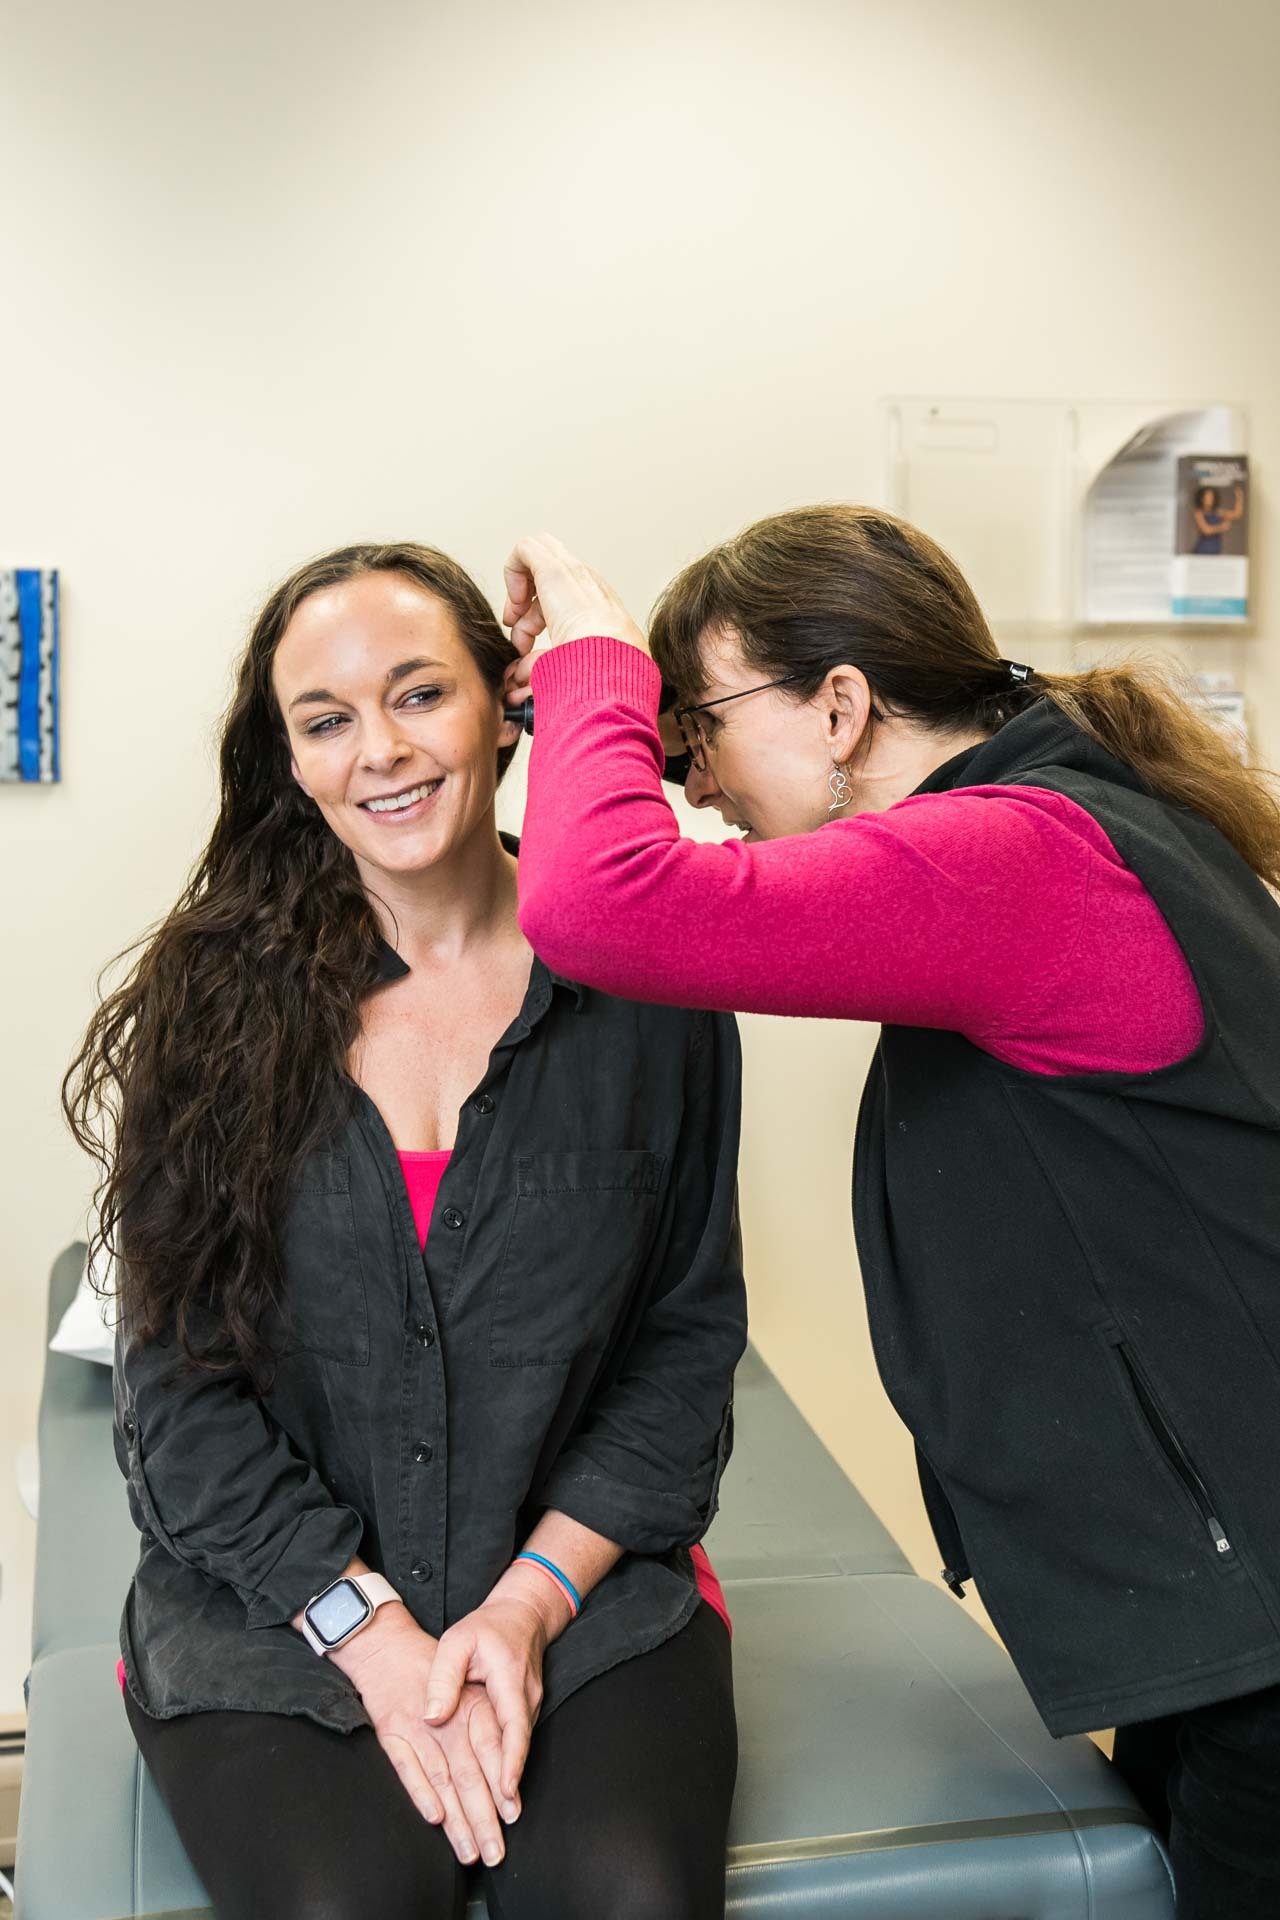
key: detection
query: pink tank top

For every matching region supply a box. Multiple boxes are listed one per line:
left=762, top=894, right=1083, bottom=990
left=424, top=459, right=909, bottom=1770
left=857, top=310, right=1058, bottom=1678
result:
left=396, top=1149, right=730, bottom=1633
left=398, top=1148, right=452, bottom=1244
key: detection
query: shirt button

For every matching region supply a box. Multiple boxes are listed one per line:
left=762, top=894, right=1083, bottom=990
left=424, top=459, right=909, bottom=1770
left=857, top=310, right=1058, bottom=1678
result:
left=412, top=1440, right=434, bottom=1464
left=410, top=1560, right=433, bottom=1582
left=415, top=1322, right=436, bottom=1348
left=441, top=1208, right=464, bottom=1230
left=473, top=1094, right=495, bottom=1115
left=121, top=1411, right=138, bottom=1442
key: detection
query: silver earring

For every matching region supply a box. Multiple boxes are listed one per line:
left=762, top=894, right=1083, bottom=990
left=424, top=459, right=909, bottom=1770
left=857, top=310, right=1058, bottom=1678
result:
left=827, top=759, right=852, bottom=813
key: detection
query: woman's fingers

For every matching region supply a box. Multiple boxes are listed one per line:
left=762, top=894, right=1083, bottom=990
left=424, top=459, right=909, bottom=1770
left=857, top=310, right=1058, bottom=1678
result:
left=501, top=563, right=532, bottom=630
left=445, top=1707, right=509, bottom=1864
left=502, top=650, right=539, bottom=704
left=380, top=1732, right=444, bottom=1828
left=503, top=535, right=567, bottom=646
left=467, top=1693, right=517, bottom=1820
left=502, top=532, right=647, bottom=654
left=511, top=595, right=547, bottom=656
left=383, top=1720, right=505, bottom=1866
left=429, top=1757, right=485, bottom=1867
left=424, top=1631, right=471, bottom=1724
left=501, top=552, right=537, bottom=629
left=482, top=1664, right=538, bottom=1802
left=411, top=1732, right=484, bottom=1866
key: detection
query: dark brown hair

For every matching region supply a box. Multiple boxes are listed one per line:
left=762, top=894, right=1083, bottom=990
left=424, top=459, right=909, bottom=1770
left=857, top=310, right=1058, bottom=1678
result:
left=64, top=542, right=518, bottom=1381
left=651, top=504, right=1280, bottom=886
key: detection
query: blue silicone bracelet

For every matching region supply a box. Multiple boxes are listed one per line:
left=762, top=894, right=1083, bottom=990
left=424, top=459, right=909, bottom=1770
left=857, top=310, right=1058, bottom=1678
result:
left=516, top=1550, right=583, bottom=1613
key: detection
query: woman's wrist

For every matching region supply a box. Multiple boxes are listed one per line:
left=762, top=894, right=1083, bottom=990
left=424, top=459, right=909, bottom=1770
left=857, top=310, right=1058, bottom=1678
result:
left=487, top=1560, right=575, bottom=1642
left=530, top=632, right=662, bottom=712
left=326, top=1595, right=423, bottom=1682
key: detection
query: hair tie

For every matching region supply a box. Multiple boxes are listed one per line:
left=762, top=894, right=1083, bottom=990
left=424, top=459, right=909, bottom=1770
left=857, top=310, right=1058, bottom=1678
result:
left=1000, top=659, right=1034, bottom=686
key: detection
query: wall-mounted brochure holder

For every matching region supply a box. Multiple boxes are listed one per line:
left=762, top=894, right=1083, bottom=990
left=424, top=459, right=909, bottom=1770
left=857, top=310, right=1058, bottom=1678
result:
left=881, top=397, right=1249, bottom=634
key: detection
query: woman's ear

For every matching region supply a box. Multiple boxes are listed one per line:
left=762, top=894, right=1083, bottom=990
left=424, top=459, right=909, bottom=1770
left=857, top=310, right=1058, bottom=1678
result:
left=824, top=666, right=873, bottom=762
left=289, top=755, right=316, bottom=801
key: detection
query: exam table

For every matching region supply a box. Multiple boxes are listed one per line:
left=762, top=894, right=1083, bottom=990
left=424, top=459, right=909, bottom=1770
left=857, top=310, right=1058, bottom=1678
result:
left=18, top=1244, right=1175, bottom=1917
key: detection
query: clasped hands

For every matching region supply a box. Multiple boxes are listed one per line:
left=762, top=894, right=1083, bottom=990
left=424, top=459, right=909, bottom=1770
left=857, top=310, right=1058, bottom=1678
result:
left=332, top=1571, right=566, bottom=1869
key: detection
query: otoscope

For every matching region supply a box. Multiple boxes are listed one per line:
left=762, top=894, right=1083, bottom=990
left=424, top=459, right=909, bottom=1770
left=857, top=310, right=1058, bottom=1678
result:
left=502, top=695, right=693, bottom=786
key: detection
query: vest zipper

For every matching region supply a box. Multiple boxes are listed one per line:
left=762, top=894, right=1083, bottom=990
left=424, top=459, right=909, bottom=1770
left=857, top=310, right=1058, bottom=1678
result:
left=1116, top=1342, right=1233, bottom=1559
left=915, top=1444, right=972, bottom=1599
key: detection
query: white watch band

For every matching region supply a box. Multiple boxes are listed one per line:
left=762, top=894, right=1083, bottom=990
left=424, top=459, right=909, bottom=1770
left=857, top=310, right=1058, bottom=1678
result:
left=300, top=1571, right=401, bottom=1655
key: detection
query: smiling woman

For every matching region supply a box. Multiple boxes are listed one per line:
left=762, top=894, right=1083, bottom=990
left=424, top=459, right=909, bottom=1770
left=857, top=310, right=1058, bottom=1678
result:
left=62, top=541, right=745, bottom=1920
left=274, top=564, right=523, bottom=876
left=68, top=543, right=525, bottom=1382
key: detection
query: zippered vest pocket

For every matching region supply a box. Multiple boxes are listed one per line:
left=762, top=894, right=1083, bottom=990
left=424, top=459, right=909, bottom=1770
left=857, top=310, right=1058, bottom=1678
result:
left=1108, top=1332, right=1234, bottom=1562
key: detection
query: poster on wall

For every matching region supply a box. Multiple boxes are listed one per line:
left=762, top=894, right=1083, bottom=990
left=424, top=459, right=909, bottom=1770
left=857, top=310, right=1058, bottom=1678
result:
left=0, top=567, right=60, bottom=782
left=1173, top=456, right=1249, bottom=620
left=1080, top=406, right=1249, bottom=625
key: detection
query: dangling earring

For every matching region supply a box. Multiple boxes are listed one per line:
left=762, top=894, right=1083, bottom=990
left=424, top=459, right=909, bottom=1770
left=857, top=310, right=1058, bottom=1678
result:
left=828, top=758, right=852, bottom=814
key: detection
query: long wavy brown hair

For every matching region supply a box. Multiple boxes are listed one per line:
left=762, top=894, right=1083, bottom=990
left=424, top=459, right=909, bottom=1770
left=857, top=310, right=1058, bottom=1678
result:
left=651, top=504, right=1280, bottom=887
left=64, top=543, right=518, bottom=1381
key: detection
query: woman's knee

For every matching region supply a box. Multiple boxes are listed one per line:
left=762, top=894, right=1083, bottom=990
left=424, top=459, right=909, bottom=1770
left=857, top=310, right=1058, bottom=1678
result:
left=249, top=1859, right=464, bottom=1920
left=490, top=1832, right=724, bottom=1920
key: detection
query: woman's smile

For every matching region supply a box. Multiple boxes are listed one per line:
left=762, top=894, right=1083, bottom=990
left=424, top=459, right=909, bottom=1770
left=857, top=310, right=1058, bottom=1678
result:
left=357, top=776, right=444, bottom=821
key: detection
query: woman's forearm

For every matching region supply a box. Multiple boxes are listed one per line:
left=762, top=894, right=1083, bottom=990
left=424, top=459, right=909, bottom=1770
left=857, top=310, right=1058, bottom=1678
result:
left=118, top=1328, right=364, bottom=1628
left=516, top=637, right=1088, bottom=1034
left=486, top=1513, right=623, bottom=1642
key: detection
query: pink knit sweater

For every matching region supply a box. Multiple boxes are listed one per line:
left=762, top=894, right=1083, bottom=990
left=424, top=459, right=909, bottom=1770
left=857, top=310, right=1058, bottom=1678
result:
left=518, top=638, right=1203, bottom=1076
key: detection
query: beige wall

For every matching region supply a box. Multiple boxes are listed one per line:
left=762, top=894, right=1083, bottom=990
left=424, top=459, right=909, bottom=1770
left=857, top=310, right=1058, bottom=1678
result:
left=3, top=0, right=1280, bottom=1713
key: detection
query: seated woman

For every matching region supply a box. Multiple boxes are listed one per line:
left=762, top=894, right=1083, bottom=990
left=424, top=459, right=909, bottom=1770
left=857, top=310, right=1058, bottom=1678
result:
left=64, top=543, right=745, bottom=1920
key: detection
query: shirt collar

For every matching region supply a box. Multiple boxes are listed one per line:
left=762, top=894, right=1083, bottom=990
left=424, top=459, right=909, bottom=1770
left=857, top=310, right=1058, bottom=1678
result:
left=373, top=831, right=585, bottom=1008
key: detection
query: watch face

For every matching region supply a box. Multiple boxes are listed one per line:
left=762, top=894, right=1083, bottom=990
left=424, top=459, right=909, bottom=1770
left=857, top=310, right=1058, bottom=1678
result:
left=306, top=1578, right=372, bottom=1647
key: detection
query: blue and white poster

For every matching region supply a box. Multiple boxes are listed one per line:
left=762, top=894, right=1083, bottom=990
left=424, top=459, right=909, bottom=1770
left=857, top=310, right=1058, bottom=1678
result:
left=0, top=568, right=60, bottom=782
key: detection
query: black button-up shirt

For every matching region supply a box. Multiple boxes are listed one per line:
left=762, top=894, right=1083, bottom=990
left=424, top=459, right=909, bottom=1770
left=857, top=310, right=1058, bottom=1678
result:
left=115, top=926, right=745, bottom=1732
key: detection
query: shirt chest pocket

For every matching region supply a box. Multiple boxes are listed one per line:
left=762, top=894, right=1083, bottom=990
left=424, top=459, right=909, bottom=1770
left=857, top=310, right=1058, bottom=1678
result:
left=278, top=1150, right=371, bottom=1367
left=489, top=1150, right=666, bottom=1368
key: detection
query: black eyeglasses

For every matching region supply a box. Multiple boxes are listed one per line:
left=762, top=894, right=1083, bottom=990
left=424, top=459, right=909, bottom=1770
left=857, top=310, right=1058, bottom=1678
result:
left=673, top=675, right=806, bottom=772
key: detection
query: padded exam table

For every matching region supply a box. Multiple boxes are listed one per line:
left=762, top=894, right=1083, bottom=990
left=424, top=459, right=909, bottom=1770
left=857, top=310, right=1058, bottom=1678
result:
left=18, top=1244, right=1175, bottom=1916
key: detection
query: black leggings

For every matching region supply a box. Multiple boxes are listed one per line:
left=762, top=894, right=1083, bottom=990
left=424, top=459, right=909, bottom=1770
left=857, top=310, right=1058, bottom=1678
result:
left=1111, top=1679, right=1280, bottom=1918
left=125, top=1603, right=736, bottom=1920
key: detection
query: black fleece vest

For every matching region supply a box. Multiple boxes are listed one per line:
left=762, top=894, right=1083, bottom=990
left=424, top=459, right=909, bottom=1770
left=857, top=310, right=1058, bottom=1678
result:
left=853, top=701, right=1280, bottom=1735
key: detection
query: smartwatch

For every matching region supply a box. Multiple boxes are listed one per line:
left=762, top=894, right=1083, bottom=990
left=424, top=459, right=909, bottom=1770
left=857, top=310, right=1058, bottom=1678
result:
left=300, top=1571, right=400, bottom=1655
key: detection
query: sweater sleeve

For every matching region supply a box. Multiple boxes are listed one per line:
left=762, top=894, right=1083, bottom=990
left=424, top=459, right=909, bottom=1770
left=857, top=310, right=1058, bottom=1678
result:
left=115, top=1321, right=364, bottom=1629
left=518, top=636, right=1202, bottom=1072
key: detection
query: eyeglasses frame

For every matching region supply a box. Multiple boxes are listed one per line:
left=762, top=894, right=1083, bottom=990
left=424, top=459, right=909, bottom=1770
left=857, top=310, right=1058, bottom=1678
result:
left=672, top=674, right=807, bottom=771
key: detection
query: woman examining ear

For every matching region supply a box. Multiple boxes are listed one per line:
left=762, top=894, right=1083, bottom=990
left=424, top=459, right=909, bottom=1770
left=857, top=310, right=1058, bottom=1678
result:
left=502, top=507, right=1280, bottom=1919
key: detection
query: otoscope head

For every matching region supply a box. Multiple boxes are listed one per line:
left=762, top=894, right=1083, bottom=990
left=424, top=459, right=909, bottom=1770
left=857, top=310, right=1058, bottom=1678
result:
left=502, top=696, right=535, bottom=736
left=500, top=691, right=692, bottom=786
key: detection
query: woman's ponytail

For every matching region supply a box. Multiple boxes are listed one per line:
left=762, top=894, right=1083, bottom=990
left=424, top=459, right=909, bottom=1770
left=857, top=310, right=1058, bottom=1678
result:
left=1032, top=658, right=1280, bottom=888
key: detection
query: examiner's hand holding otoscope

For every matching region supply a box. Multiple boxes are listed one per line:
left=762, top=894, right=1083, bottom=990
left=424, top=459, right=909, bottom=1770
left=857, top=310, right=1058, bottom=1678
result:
left=499, top=532, right=687, bottom=766
left=502, top=531, right=647, bottom=669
